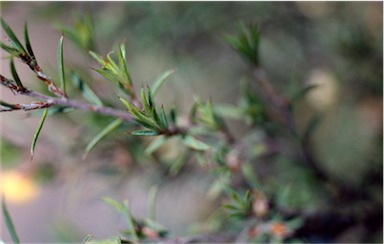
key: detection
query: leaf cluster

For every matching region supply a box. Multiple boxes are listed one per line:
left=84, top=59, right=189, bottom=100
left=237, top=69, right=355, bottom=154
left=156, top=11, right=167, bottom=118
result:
left=225, top=22, right=260, bottom=65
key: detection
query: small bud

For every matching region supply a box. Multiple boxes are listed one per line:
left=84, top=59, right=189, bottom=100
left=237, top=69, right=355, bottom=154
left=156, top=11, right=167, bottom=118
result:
left=269, top=222, right=290, bottom=238
left=252, top=191, right=269, bottom=218
left=226, top=149, right=242, bottom=172
left=142, top=226, right=159, bottom=239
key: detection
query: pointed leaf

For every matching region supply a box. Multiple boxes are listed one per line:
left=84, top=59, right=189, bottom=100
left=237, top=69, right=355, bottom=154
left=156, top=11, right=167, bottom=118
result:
left=169, top=107, right=176, bottom=126
left=241, top=162, right=260, bottom=189
left=214, top=104, right=243, bottom=119
left=70, top=71, right=103, bottom=106
left=101, top=197, right=124, bottom=212
left=290, top=84, right=318, bottom=105
left=182, top=135, right=210, bottom=151
left=106, top=52, right=120, bottom=75
left=147, top=86, right=154, bottom=109
left=24, top=22, right=35, bottom=58
left=159, top=106, right=168, bottom=129
left=83, top=118, right=123, bottom=159
left=147, top=185, right=158, bottom=220
left=10, top=59, right=23, bottom=88
left=83, top=234, right=93, bottom=243
left=302, top=114, right=322, bottom=143
left=57, top=36, right=66, bottom=93
left=119, top=97, right=155, bottom=128
left=151, top=69, right=175, bottom=96
left=0, top=41, right=22, bottom=56
left=145, top=135, right=166, bottom=155
left=130, top=130, right=159, bottom=136
left=1, top=17, right=26, bottom=53
left=89, top=50, right=106, bottom=66
left=151, top=106, right=161, bottom=128
left=2, top=197, right=20, bottom=244
left=119, top=97, right=132, bottom=110
left=141, top=88, right=150, bottom=113
left=31, top=108, right=48, bottom=158
left=118, top=44, right=132, bottom=85
left=122, top=201, right=139, bottom=242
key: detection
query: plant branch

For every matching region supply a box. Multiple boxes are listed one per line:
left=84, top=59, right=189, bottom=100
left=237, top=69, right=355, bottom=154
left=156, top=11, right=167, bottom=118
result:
left=253, top=66, right=329, bottom=182
left=0, top=74, right=134, bottom=122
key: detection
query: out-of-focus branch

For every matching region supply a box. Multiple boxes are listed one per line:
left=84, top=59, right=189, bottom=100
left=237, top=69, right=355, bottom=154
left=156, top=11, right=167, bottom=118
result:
left=253, top=66, right=329, bottom=182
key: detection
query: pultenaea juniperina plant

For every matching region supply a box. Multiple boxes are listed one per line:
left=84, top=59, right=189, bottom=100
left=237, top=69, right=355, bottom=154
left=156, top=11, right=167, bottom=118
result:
left=0, top=12, right=382, bottom=244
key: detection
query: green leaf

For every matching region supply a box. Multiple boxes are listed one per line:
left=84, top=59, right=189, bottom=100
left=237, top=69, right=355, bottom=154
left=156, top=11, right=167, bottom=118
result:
left=214, top=104, right=243, bottom=120
left=57, top=36, right=66, bottom=93
left=225, top=22, right=260, bottom=65
left=145, top=135, right=166, bottom=155
left=169, top=150, right=190, bottom=175
left=103, top=198, right=139, bottom=242
left=31, top=108, right=48, bottom=158
left=101, top=197, right=125, bottom=212
left=83, top=234, right=93, bottom=243
left=89, top=50, right=106, bottom=66
left=120, top=98, right=157, bottom=129
left=241, top=162, right=260, bottom=189
left=70, top=71, right=103, bottom=106
left=0, top=100, right=17, bottom=110
left=24, top=22, right=35, bottom=58
left=169, top=107, right=176, bottom=126
left=2, top=197, right=20, bottom=244
left=141, top=88, right=150, bottom=113
left=159, top=106, right=168, bottom=129
left=151, top=69, right=175, bottom=97
left=1, top=17, right=26, bottom=53
left=130, top=130, right=159, bottom=136
left=118, top=44, right=132, bottom=85
left=290, top=84, right=318, bottom=106
left=119, top=97, right=132, bottom=110
left=147, top=185, right=158, bottom=220
left=106, top=52, right=120, bottom=75
left=147, top=86, right=154, bottom=109
left=182, top=135, right=210, bottom=151
left=122, top=201, right=139, bottom=242
left=10, top=59, right=23, bottom=88
left=302, top=114, right=322, bottom=143
left=83, top=119, right=123, bottom=159
left=0, top=41, right=22, bottom=56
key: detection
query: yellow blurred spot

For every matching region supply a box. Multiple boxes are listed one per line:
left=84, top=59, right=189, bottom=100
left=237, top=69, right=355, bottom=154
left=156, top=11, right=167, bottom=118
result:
left=306, top=69, right=338, bottom=110
left=1, top=170, right=39, bottom=203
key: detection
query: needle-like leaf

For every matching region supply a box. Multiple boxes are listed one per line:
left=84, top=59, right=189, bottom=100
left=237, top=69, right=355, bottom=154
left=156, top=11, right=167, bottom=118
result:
left=147, top=185, right=158, bottom=220
left=31, top=108, right=48, bottom=158
left=118, top=44, right=132, bottom=85
left=1, top=17, right=27, bottom=54
left=159, top=105, right=168, bottom=129
left=70, top=71, right=103, bottom=106
left=130, top=129, right=159, bottom=136
left=182, top=135, right=210, bottom=151
left=24, top=22, right=35, bottom=58
left=83, top=118, right=123, bottom=159
left=151, top=69, right=175, bottom=97
left=0, top=41, right=22, bottom=56
left=145, top=135, right=166, bottom=155
left=10, top=59, right=23, bottom=88
left=2, top=197, right=20, bottom=244
left=57, top=36, right=66, bottom=93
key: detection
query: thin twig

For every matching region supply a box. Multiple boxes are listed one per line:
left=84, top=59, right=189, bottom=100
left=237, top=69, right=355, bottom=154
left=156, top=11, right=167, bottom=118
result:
left=0, top=74, right=134, bottom=122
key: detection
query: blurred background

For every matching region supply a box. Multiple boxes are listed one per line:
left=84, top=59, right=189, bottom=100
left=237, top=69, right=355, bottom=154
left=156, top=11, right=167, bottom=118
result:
left=0, top=2, right=382, bottom=242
